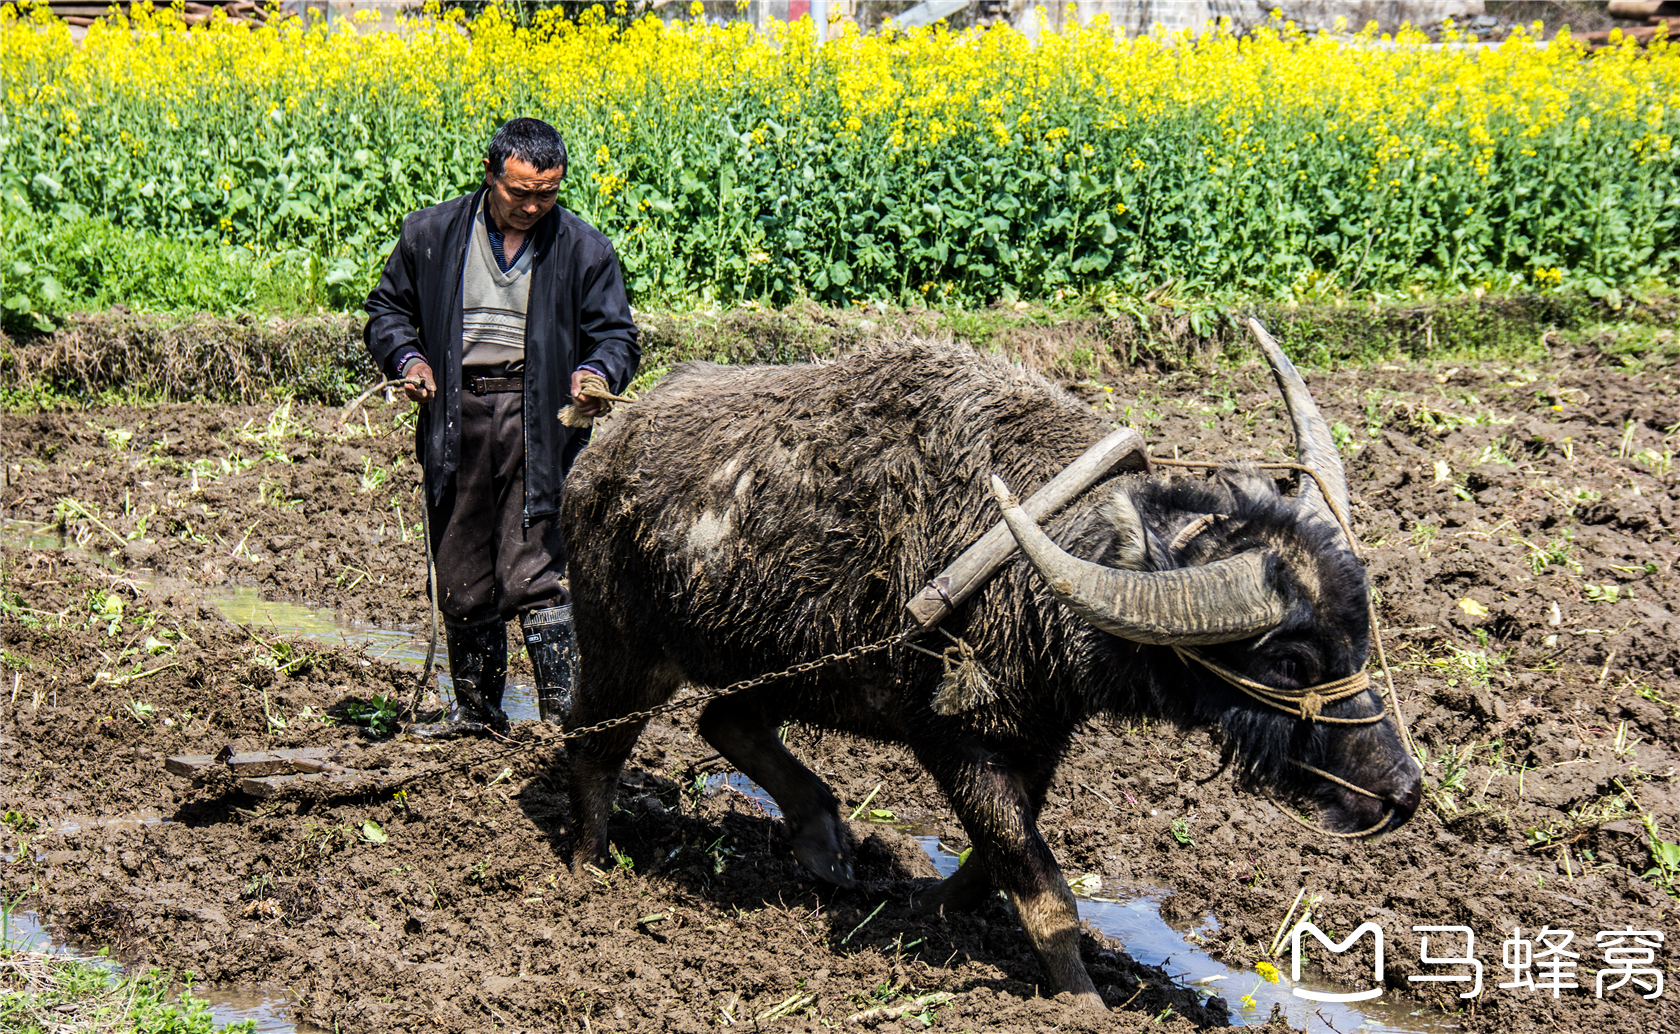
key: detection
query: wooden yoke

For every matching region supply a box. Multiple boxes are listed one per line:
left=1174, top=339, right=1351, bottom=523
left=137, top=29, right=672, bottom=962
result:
left=906, top=426, right=1151, bottom=629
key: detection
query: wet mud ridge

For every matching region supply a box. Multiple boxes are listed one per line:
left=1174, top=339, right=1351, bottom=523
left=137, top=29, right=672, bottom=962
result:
left=2, top=345, right=1678, bottom=1033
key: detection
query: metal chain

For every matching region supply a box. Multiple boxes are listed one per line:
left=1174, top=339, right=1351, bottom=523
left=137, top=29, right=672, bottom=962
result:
left=381, top=627, right=925, bottom=791
left=552, top=627, right=922, bottom=741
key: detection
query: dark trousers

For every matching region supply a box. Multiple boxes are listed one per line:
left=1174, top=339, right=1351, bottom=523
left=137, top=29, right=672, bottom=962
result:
left=427, top=376, right=568, bottom=623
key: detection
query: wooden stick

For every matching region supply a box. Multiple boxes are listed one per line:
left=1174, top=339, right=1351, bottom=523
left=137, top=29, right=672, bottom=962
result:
left=337, top=376, right=420, bottom=423
left=905, top=426, right=1149, bottom=628
left=164, top=747, right=342, bottom=778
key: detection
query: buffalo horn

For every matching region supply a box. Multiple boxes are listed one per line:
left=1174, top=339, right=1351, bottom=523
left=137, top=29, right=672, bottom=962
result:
left=1248, top=317, right=1352, bottom=536
left=990, top=475, right=1286, bottom=645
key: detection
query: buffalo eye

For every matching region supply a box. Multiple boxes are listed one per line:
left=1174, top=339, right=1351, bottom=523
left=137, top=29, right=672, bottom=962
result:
left=1271, top=657, right=1301, bottom=686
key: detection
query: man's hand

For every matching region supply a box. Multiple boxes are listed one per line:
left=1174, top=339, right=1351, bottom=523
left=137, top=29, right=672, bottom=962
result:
left=403, top=361, right=437, bottom=402
left=569, top=369, right=607, bottom=419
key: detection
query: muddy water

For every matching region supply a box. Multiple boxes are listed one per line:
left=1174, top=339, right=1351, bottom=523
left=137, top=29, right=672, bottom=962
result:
left=1, top=518, right=69, bottom=553
left=0, top=519, right=523, bottom=719
left=210, top=587, right=539, bottom=722
left=5, top=909, right=326, bottom=1034
left=0, top=516, right=529, bottom=721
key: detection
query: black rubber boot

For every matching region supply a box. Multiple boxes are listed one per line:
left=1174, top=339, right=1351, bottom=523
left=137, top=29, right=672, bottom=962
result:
left=411, top=615, right=509, bottom=740
left=521, top=604, right=577, bottom=726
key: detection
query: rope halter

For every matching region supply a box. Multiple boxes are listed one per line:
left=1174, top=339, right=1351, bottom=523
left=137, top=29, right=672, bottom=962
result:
left=1172, top=648, right=1397, bottom=837
left=1173, top=647, right=1382, bottom=724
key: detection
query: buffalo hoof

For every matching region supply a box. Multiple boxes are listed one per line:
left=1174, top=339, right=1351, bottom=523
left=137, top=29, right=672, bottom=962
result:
left=913, top=861, right=991, bottom=913
left=790, top=815, right=855, bottom=887
left=794, top=842, right=855, bottom=887
left=571, top=847, right=612, bottom=877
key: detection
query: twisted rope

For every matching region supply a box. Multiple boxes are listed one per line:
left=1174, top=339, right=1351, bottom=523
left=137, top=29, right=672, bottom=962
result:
left=560, top=372, right=635, bottom=428
left=1173, top=647, right=1382, bottom=724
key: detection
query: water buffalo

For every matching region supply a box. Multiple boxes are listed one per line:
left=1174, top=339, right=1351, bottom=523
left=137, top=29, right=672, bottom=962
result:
left=560, top=336, right=1422, bottom=1007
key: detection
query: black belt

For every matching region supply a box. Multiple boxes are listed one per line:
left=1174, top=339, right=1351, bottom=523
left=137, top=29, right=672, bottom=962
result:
left=468, top=376, right=522, bottom=395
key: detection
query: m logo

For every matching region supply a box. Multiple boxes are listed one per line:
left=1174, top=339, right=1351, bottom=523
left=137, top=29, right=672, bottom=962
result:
left=1291, top=922, right=1385, bottom=1002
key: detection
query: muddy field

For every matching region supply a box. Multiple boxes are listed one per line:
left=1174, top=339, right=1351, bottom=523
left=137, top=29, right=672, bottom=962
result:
left=2, top=333, right=1678, bottom=1034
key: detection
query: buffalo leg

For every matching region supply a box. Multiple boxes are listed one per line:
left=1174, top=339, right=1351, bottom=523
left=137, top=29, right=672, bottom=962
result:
left=920, top=743, right=1102, bottom=1009
left=697, top=694, right=855, bottom=888
left=565, top=647, right=680, bottom=874
left=567, top=719, right=650, bottom=874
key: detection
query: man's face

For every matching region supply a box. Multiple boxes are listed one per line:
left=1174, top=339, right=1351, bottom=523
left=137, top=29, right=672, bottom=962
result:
left=482, top=154, right=563, bottom=233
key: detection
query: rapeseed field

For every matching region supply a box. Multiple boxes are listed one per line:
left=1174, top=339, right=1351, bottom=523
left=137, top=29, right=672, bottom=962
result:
left=1, top=0, right=1675, bottom=321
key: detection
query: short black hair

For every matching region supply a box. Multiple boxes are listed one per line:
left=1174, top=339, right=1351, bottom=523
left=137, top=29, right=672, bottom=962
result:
left=486, top=118, right=567, bottom=178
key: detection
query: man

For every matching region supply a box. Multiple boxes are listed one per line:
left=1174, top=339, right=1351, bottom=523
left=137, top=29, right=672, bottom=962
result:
left=365, top=118, right=639, bottom=738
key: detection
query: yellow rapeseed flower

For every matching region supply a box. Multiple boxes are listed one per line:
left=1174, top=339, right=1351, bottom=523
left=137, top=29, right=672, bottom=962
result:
left=2, top=1, right=1674, bottom=301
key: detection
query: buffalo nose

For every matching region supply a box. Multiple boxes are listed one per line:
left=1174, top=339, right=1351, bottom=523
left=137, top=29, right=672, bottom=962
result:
left=1389, top=774, right=1422, bottom=822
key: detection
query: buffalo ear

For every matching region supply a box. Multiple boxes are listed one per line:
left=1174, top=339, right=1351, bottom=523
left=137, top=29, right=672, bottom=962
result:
left=1106, top=490, right=1151, bottom=571
left=1213, top=466, right=1279, bottom=508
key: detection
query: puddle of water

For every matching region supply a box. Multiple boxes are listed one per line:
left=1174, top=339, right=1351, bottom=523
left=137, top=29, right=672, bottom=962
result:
left=1, top=517, right=68, bottom=553
left=214, top=587, right=422, bottom=665
left=4, top=909, right=322, bottom=1033
left=918, top=835, right=1448, bottom=1031
left=53, top=813, right=169, bottom=835
left=706, top=772, right=782, bottom=814
left=1079, top=890, right=1445, bottom=1030
left=1, top=517, right=124, bottom=570
left=712, top=772, right=1447, bottom=1032
left=210, top=587, right=538, bottom=723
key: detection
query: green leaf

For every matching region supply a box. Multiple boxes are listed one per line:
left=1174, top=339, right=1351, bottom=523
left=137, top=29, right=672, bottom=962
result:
left=360, top=820, right=388, bottom=844
left=827, top=261, right=851, bottom=286
left=323, top=256, right=360, bottom=286
left=1071, top=248, right=1111, bottom=274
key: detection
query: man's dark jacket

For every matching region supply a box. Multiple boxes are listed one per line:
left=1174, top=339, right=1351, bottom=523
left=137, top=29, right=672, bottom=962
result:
left=364, top=185, right=640, bottom=520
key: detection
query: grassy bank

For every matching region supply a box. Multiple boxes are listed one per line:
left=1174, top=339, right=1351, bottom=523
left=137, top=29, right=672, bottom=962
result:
left=2, top=292, right=1676, bottom=411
